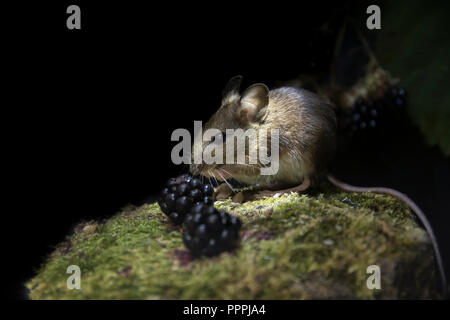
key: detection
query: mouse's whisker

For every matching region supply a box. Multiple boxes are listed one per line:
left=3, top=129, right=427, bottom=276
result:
left=207, top=170, right=217, bottom=187
left=216, top=169, right=235, bottom=193
left=210, top=170, right=219, bottom=187
left=219, top=168, right=237, bottom=188
left=207, top=175, right=214, bottom=187
left=220, top=168, right=234, bottom=179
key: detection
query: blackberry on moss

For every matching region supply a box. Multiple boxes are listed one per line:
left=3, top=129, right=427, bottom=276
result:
left=158, top=174, right=214, bottom=225
left=183, top=203, right=241, bottom=257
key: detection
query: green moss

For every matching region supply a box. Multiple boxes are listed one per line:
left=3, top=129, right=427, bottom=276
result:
left=26, top=184, right=440, bottom=299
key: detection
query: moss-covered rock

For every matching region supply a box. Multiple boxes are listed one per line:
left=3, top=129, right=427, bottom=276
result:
left=26, top=184, right=441, bottom=299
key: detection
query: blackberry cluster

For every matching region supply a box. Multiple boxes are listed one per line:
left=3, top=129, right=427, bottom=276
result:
left=183, top=203, right=241, bottom=257
left=158, top=174, right=242, bottom=258
left=158, top=174, right=214, bottom=225
left=340, top=86, right=408, bottom=136
left=347, top=97, right=379, bottom=132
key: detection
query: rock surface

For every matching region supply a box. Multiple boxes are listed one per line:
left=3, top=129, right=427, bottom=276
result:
left=26, top=185, right=441, bottom=299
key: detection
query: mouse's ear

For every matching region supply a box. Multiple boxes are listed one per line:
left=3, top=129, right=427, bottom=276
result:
left=222, top=75, right=243, bottom=101
left=237, top=83, right=269, bottom=124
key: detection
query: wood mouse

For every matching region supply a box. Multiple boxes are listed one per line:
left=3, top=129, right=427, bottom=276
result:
left=189, top=75, right=447, bottom=297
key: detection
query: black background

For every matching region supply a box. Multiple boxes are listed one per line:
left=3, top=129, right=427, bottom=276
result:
left=6, top=0, right=449, bottom=300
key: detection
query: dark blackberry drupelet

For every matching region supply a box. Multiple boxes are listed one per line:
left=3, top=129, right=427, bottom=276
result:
left=183, top=203, right=241, bottom=257
left=158, top=174, right=215, bottom=225
left=385, top=86, right=407, bottom=121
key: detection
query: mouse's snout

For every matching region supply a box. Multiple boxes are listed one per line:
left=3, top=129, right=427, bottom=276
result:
left=190, top=162, right=217, bottom=177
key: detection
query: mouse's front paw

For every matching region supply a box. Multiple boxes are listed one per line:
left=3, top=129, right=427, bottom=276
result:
left=214, top=183, right=234, bottom=200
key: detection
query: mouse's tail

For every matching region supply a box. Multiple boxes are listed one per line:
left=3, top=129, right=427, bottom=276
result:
left=327, top=174, right=448, bottom=298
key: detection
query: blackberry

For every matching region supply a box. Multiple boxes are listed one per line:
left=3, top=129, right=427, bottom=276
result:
left=340, top=86, right=408, bottom=136
left=158, top=174, right=215, bottom=225
left=183, top=203, right=241, bottom=257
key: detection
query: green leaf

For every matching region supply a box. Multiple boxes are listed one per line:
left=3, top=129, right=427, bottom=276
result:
left=375, top=1, right=450, bottom=156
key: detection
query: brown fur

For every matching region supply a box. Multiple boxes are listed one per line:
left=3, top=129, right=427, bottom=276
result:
left=190, top=77, right=337, bottom=188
